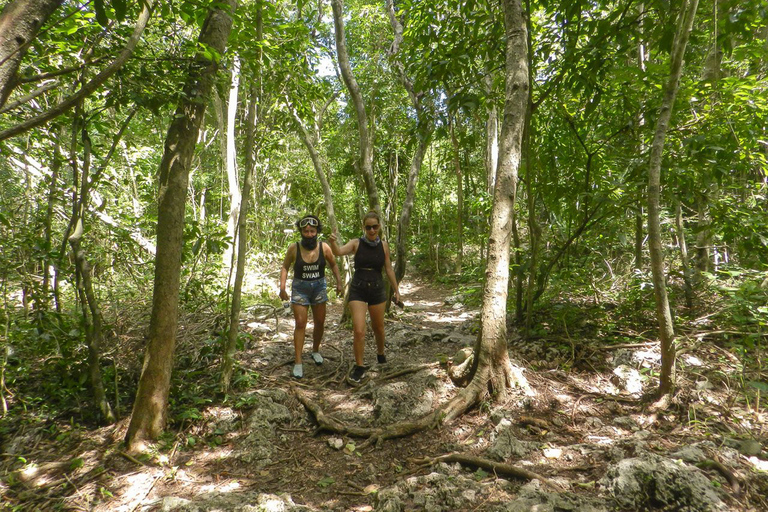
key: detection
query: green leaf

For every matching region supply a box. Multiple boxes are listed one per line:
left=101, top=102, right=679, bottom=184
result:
left=317, top=476, right=335, bottom=487
left=114, top=0, right=127, bottom=21
left=93, top=0, right=109, bottom=27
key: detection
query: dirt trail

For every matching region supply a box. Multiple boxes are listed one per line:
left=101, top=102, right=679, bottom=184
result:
left=5, top=276, right=766, bottom=511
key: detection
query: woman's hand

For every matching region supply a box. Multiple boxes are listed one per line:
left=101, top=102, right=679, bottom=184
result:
left=279, top=289, right=289, bottom=301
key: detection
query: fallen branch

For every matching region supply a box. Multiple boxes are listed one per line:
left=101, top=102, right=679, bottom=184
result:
left=119, top=451, right=149, bottom=466
left=518, top=416, right=548, bottom=430
left=697, top=459, right=740, bottom=496
left=431, top=453, right=561, bottom=490
left=597, top=342, right=658, bottom=351
left=378, top=362, right=439, bottom=382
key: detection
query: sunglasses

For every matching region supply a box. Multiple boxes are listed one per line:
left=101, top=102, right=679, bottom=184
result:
left=364, top=224, right=379, bottom=231
left=299, top=217, right=319, bottom=228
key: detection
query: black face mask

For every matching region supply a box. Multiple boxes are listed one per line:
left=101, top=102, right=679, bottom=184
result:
left=301, top=235, right=318, bottom=249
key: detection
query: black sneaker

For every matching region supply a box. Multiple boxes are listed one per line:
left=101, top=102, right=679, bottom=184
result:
left=348, top=365, right=367, bottom=384
left=377, top=354, right=387, bottom=364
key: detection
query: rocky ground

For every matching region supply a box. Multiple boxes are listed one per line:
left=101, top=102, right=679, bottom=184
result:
left=2, top=278, right=768, bottom=511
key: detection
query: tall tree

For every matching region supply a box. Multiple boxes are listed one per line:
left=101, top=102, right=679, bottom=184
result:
left=385, top=0, right=433, bottom=284
left=647, top=0, right=699, bottom=399
left=126, top=0, right=237, bottom=451
left=330, top=0, right=383, bottom=224
left=462, top=0, right=529, bottom=396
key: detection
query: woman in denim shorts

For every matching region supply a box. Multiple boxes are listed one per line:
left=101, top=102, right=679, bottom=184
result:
left=279, top=215, right=342, bottom=379
left=329, top=211, right=401, bottom=384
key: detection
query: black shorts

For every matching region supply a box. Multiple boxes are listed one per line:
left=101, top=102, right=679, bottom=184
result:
left=348, top=276, right=386, bottom=305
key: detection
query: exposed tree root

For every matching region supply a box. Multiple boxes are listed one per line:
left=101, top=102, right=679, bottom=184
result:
left=292, top=379, right=485, bottom=448
left=378, top=362, right=439, bottom=382
left=697, top=459, right=741, bottom=496
left=428, top=453, right=562, bottom=491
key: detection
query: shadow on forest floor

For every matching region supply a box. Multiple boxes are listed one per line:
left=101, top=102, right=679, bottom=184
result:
left=2, top=276, right=768, bottom=511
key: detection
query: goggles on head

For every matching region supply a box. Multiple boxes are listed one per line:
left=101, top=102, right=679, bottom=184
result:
left=299, top=217, right=319, bottom=228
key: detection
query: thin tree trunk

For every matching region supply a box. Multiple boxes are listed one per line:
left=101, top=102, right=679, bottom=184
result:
left=126, top=0, right=236, bottom=451
left=221, top=85, right=257, bottom=392
left=695, top=193, right=711, bottom=273
left=634, top=204, right=644, bottom=270
left=223, top=55, right=241, bottom=271
left=39, top=127, right=64, bottom=324
left=331, top=0, right=382, bottom=224
left=647, top=0, right=699, bottom=398
left=485, top=74, right=499, bottom=195
left=675, top=201, right=694, bottom=309
left=386, top=0, right=432, bottom=283
left=222, top=4, right=261, bottom=392
left=450, top=114, right=463, bottom=273
left=0, top=0, right=63, bottom=109
left=288, top=94, right=341, bottom=238
left=68, top=126, right=115, bottom=423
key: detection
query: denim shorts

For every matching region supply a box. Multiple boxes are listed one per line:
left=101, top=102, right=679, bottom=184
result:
left=291, top=278, right=328, bottom=306
left=348, top=276, right=386, bottom=306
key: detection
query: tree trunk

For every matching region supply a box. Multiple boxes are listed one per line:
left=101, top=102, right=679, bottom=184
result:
left=288, top=95, right=341, bottom=238
left=126, top=0, right=236, bottom=451
left=385, top=0, right=432, bottom=283
left=331, top=0, right=382, bottom=224
left=68, top=125, right=115, bottom=423
left=695, top=192, right=711, bottom=273
left=485, top=74, right=499, bottom=195
left=39, top=126, right=64, bottom=324
left=222, top=4, right=261, bottom=392
left=221, top=84, right=257, bottom=393
left=647, top=0, right=699, bottom=398
left=465, top=0, right=528, bottom=396
left=0, top=0, right=63, bottom=109
left=634, top=204, right=644, bottom=270
left=675, top=200, right=694, bottom=309
left=223, top=55, right=241, bottom=271
left=450, top=114, right=463, bottom=274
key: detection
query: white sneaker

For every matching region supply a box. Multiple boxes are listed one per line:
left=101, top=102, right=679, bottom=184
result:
left=310, top=352, right=324, bottom=365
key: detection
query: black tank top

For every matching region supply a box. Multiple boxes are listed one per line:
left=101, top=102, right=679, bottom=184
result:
left=293, top=242, right=326, bottom=281
left=354, top=238, right=385, bottom=280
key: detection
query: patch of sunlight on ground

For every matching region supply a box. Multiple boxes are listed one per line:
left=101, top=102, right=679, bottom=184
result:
left=422, top=310, right=470, bottom=324
left=747, top=457, right=768, bottom=471
left=200, top=480, right=241, bottom=493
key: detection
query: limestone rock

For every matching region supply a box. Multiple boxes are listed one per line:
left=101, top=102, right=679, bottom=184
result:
left=600, top=453, right=727, bottom=511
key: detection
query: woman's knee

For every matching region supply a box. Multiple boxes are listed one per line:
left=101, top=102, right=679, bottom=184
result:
left=353, top=325, right=366, bottom=339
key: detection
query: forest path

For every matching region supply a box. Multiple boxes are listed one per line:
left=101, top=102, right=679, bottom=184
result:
left=7, top=276, right=766, bottom=511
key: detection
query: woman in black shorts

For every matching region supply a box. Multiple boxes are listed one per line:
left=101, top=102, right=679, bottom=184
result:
left=329, top=211, right=401, bottom=383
